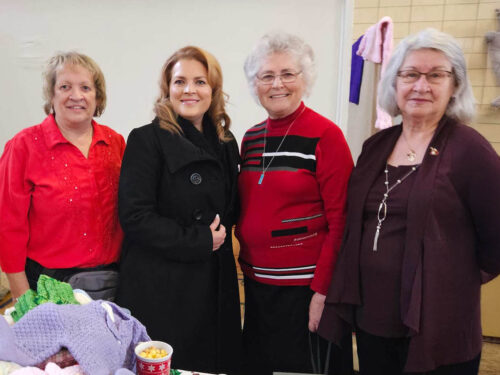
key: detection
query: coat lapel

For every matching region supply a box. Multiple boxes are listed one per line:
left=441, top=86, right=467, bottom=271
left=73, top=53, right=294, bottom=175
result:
left=401, top=116, right=454, bottom=334
left=330, top=126, right=402, bottom=307
left=153, top=118, right=219, bottom=174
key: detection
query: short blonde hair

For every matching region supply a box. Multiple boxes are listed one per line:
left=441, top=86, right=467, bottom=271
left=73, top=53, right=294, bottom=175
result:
left=154, top=46, right=231, bottom=141
left=43, top=51, right=107, bottom=117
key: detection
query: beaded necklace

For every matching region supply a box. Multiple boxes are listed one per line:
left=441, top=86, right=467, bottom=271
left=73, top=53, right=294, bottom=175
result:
left=373, top=163, right=420, bottom=251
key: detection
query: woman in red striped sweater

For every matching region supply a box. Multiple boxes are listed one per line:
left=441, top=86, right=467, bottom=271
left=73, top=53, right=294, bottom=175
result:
left=236, top=31, right=354, bottom=375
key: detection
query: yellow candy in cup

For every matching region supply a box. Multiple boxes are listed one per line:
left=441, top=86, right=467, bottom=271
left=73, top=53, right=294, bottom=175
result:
left=139, top=346, right=168, bottom=359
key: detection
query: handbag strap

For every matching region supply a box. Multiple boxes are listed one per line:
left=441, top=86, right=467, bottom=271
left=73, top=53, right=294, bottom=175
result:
left=308, top=331, right=333, bottom=374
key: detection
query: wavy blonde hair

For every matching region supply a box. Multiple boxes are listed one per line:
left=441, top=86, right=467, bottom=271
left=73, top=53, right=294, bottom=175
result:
left=154, top=46, right=231, bottom=141
left=43, top=51, right=106, bottom=117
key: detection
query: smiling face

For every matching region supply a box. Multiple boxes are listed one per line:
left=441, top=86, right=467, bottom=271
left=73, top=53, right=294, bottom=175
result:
left=256, top=52, right=305, bottom=119
left=168, top=59, right=212, bottom=129
left=52, top=64, right=97, bottom=129
left=396, top=48, right=456, bottom=125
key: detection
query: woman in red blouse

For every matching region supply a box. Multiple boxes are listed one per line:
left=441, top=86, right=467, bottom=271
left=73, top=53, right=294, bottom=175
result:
left=0, top=52, right=125, bottom=299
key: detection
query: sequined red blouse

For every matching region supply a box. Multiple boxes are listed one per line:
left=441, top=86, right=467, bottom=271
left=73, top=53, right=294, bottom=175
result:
left=0, top=115, right=125, bottom=273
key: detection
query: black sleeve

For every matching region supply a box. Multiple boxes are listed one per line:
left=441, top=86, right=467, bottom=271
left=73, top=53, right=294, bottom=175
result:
left=118, top=127, right=213, bottom=263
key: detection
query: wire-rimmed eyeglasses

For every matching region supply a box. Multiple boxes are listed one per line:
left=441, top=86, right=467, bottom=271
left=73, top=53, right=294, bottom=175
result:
left=257, top=71, right=302, bottom=85
left=397, top=69, right=453, bottom=84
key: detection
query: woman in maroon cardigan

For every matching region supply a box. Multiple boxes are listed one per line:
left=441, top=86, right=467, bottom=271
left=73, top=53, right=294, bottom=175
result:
left=319, top=28, right=500, bottom=375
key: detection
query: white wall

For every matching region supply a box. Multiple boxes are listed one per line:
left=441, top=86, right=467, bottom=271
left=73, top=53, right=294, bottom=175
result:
left=0, top=0, right=352, bottom=149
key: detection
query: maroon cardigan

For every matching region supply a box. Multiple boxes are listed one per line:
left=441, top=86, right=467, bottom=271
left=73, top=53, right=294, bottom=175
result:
left=318, top=116, right=500, bottom=372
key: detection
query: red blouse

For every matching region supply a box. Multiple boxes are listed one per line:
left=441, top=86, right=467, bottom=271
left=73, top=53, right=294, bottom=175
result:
left=0, top=115, right=125, bottom=273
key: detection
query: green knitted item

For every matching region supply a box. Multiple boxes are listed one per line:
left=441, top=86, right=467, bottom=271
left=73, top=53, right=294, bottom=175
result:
left=36, top=275, right=77, bottom=304
left=11, top=289, right=38, bottom=322
left=11, top=275, right=79, bottom=322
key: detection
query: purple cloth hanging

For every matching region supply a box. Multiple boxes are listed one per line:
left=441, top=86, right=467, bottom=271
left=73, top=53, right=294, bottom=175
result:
left=349, top=36, right=364, bottom=105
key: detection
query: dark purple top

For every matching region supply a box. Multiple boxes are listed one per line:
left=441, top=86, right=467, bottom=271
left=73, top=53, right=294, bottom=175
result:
left=356, top=164, right=417, bottom=337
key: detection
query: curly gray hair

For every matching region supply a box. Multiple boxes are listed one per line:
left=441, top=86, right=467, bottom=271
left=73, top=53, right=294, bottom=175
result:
left=244, top=31, right=316, bottom=102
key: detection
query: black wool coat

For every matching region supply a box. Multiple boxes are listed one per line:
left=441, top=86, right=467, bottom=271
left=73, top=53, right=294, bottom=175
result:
left=115, top=117, right=241, bottom=374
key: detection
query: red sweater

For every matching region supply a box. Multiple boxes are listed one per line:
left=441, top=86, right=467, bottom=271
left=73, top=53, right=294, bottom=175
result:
left=0, top=115, right=125, bottom=272
left=236, top=103, right=353, bottom=294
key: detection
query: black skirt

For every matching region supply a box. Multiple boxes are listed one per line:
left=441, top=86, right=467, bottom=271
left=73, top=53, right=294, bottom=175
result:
left=242, top=277, right=353, bottom=375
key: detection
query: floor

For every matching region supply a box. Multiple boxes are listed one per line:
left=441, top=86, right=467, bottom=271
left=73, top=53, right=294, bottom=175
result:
left=480, top=338, right=500, bottom=375
left=0, top=291, right=12, bottom=315
left=1, top=291, right=499, bottom=374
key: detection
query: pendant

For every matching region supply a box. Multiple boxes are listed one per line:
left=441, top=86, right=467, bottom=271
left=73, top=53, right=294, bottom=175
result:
left=258, top=173, right=264, bottom=185
left=406, top=149, right=416, bottom=162
left=373, top=226, right=380, bottom=251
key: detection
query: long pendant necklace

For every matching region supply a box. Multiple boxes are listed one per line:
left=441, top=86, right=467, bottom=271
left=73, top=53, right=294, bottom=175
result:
left=258, top=107, right=306, bottom=185
left=373, top=163, right=420, bottom=251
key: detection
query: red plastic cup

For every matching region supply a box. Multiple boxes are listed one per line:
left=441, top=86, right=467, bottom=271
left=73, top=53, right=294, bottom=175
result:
left=135, top=341, right=173, bottom=375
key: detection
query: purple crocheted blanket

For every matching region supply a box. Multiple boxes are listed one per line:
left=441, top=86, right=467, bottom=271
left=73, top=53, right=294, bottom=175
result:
left=0, top=301, right=150, bottom=374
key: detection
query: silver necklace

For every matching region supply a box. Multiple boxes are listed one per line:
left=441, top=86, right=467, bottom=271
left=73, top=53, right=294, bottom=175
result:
left=258, top=107, right=306, bottom=185
left=373, top=163, right=420, bottom=251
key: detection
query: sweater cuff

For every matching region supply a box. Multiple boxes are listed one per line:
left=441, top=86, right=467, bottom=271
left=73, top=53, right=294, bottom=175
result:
left=310, top=275, right=329, bottom=295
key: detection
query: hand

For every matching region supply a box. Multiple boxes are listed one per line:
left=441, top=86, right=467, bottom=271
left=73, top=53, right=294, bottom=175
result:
left=6, top=271, right=30, bottom=299
left=209, top=214, right=226, bottom=251
left=308, top=292, right=326, bottom=332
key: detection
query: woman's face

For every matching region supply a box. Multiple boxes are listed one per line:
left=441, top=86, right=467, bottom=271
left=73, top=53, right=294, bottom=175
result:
left=52, top=64, right=97, bottom=129
left=169, top=59, right=212, bottom=129
left=256, top=52, right=305, bottom=119
left=396, top=48, right=456, bottom=124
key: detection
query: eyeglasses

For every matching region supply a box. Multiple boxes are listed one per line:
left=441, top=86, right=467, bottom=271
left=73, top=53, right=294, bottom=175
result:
left=257, top=71, right=302, bottom=85
left=397, top=69, right=453, bottom=84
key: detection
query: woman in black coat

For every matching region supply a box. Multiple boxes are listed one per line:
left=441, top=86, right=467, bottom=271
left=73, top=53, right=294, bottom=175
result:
left=116, top=46, right=241, bottom=374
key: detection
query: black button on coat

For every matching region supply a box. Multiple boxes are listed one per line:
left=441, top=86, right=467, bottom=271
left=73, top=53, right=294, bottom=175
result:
left=116, top=117, right=241, bottom=374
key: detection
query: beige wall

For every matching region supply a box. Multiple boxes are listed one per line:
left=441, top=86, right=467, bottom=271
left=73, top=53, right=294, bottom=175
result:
left=353, top=0, right=500, bottom=151
left=0, top=1, right=349, bottom=149
left=353, top=0, right=500, bottom=337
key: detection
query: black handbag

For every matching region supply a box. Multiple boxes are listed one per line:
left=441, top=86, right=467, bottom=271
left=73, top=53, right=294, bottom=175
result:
left=64, top=269, right=119, bottom=301
left=26, top=258, right=119, bottom=301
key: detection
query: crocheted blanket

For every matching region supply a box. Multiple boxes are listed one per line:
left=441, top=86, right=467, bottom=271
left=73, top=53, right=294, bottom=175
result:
left=0, top=301, right=150, bottom=375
